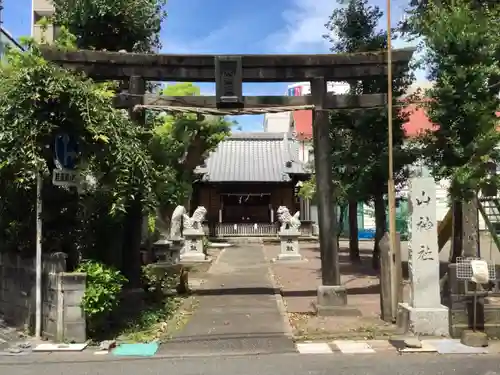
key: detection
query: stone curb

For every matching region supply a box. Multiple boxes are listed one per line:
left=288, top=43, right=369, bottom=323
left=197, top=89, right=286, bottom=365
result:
left=261, top=244, right=294, bottom=339
left=206, top=247, right=227, bottom=274
left=0, top=350, right=298, bottom=365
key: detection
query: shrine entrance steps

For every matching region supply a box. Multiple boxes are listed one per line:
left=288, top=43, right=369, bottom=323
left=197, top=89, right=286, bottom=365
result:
left=159, top=243, right=295, bottom=356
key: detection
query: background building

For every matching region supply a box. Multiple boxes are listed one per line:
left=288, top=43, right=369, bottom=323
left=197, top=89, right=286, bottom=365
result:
left=31, top=0, right=56, bottom=43
left=263, top=82, right=350, bottom=225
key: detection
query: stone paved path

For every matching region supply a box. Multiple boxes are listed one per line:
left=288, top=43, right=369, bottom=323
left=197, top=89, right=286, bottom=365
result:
left=159, top=243, right=295, bottom=355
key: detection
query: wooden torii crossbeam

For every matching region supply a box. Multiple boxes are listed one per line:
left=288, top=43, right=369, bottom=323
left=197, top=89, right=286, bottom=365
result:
left=114, top=93, right=389, bottom=115
left=40, top=47, right=415, bottom=112
left=40, top=47, right=415, bottom=82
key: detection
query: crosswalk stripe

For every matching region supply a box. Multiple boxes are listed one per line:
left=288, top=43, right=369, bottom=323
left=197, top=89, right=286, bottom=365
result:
left=333, top=340, right=376, bottom=354
left=296, top=343, right=333, bottom=354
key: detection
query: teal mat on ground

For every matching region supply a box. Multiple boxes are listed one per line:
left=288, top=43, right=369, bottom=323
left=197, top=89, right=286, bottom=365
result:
left=112, top=343, right=160, bottom=357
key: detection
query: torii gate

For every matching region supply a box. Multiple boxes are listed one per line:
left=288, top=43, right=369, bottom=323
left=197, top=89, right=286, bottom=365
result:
left=41, top=46, right=415, bottom=316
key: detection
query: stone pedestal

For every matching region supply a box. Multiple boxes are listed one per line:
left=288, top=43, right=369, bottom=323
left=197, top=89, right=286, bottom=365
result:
left=275, top=230, right=303, bottom=261
left=397, top=177, right=449, bottom=336
left=180, top=229, right=207, bottom=262
left=313, top=285, right=361, bottom=316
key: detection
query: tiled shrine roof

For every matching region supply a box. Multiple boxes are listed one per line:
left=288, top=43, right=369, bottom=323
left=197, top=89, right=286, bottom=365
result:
left=195, top=132, right=308, bottom=182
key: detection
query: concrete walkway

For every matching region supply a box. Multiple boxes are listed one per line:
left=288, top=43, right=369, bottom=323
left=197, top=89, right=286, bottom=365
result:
left=160, top=244, right=295, bottom=355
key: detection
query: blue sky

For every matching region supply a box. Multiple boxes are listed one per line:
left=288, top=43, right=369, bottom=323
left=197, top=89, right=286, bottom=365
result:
left=2, top=0, right=423, bottom=131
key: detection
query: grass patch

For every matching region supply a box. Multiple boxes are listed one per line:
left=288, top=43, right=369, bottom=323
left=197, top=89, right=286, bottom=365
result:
left=159, top=296, right=200, bottom=341
left=117, top=295, right=185, bottom=343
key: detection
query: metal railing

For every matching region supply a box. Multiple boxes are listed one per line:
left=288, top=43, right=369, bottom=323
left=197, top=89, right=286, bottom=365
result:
left=214, top=223, right=279, bottom=237
left=211, top=222, right=315, bottom=237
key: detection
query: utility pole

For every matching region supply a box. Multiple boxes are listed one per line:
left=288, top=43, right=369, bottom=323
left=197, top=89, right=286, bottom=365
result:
left=386, top=0, right=403, bottom=321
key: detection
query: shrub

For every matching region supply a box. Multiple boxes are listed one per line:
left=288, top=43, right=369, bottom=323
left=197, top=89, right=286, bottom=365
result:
left=76, top=260, right=127, bottom=334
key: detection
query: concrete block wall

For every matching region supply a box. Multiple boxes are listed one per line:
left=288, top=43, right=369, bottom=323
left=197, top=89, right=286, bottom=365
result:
left=60, top=272, right=87, bottom=342
left=0, top=252, right=87, bottom=342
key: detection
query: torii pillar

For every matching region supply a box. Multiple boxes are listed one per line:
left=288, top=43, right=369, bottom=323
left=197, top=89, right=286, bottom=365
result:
left=310, top=77, right=360, bottom=316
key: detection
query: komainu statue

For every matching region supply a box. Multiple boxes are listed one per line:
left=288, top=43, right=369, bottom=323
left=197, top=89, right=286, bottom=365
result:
left=183, top=206, right=207, bottom=231
left=276, top=206, right=301, bottom=231
left=169, top=205, right=187, bottom=240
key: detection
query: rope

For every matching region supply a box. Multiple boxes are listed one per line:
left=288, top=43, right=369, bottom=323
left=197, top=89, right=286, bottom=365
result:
left=134, top=104, right=315, bottom=115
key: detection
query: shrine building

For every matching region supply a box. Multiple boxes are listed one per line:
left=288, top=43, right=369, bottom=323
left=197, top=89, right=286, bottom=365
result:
left=191, top=132, right=312, bottom=237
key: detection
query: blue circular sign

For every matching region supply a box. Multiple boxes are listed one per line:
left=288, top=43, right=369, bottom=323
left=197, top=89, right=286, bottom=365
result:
left=54, top=133, right=79, bottom=169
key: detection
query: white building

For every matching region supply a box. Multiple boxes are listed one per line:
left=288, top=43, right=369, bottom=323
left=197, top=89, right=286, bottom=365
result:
left=31, top=0, right=57, bottom=43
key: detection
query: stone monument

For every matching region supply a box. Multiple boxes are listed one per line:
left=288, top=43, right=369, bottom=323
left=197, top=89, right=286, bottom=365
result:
left=275, top=206, right=304, bottom=261
left=164, top=205, right=187, bottom=261
left=180, top=206, right=208, bottom=262
left=170, top=205, right=187, bottom=242
left=397, top=177, right=449, bottom=336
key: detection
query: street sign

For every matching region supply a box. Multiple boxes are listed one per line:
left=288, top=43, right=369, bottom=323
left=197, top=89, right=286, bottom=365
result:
left=215, top=56, right=243, bottom=109
left=52, top=168, right=79, bottom=187
left=54, top=133, right=79, bottom=170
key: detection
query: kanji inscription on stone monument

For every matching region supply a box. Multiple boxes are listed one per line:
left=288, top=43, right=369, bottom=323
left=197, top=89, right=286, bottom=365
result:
left=397, top=176, right=449, bottom=336
left=417, top=245, right=434, bottom=261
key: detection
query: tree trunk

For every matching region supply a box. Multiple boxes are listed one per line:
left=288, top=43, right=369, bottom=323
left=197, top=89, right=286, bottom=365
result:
left=450, top=199, right=463, bottom=263
left=337, top=204, right=347, bottom=249
left=372, top=192, right=387, bottom=270
left=348, top=199, right=360, bottom=262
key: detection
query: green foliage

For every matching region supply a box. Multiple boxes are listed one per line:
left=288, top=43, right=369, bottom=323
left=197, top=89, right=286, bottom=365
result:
left=401, top=0, right=498, bottom=38
left=117, top=291, right=183, bottom=343
left=0, top=44, right=157, bottom=213
left=51, top=0, right=167, bottom=52
left=323, top=0, right=416, bottom=199
left=417, top=0, right=500, bottom=199
left=298, top=176, right=316, bottom=200
left=298, top=174, right=347, bottom=205
left=76, top=260, right=127, bottom=326
left=147, top=212, right=156, bottom=234
left=0, top=39, right=160, bottom=264
left=141, top=264, right=179, bottom=295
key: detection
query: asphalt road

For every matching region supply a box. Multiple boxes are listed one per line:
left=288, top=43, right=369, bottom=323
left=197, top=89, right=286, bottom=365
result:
left=1, top=353, right=499, bottom=375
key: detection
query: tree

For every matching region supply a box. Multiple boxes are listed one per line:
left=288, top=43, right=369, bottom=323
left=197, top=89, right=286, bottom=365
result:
left=415, top=0, right=500, bottom=261
left=150, top=83, right=233, bottom=225
left=51, top=0, right=167, bottom=52
left=0, top=40, right=157, bottom=266
left=323, top=0, right=416, bottom=267
left=50, top=0, right=167, bottom=280
left=38, top=2, right=231, bottom=279
left=298, top=168, right=349, bottom=250
left=401, top=0, right=498, bottom=37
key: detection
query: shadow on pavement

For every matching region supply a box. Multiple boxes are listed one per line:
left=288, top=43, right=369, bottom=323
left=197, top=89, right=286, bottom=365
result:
left=191, top=287, right=279, bottom=296
left=165, top=332, right=289, bottom=343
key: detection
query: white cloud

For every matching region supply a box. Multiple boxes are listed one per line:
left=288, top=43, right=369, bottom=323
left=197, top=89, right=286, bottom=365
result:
left=265, top=0, right=417, bottom=54
left=265, top=0, right=332, bottom=53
